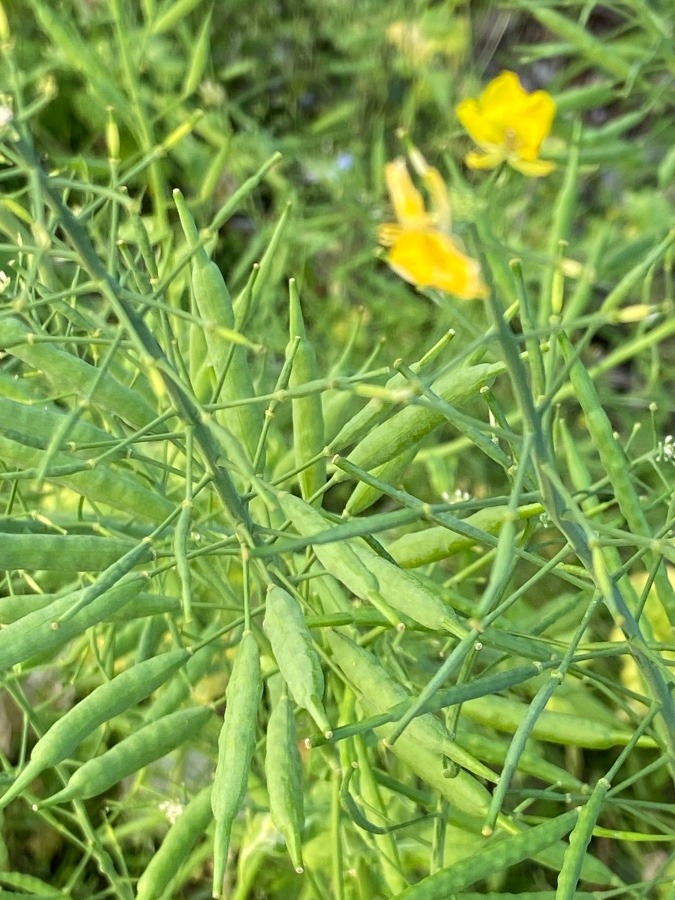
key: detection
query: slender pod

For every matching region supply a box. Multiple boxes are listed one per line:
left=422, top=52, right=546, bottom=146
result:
left=263, top=584, right=331, bottom=736
left=135, top=785, right=213, bottom=900
left=387, top=503, right=543, bottom=569
left=559, top=332, right=675, bottom=623
left=345, top=446, right=418, bottom=515
left=277, top=492, right=403, bottom=628
left=288, top=280, right=326, bottom=501
left=0, top=649, right=190, bottom=809
left=530, top=7, right=631, bottom=79
left=0, top=871, right=71, bottom=897
left=182, top=8, right=212, bottom=97
left=555, top=706, right=658, bottom=899
left=175, top=189, right=262, bottom=465
left=332, top=361, right=504, bottom=474
left=144, top=635, right=219, bottom=723
left=327, top=631, right=497, bottom=787
left=398, top=811, right=579, bottom=898
left=310, top=565, right=352, bottom=616
left=555, top=779, right=610, bottom=900
left=0, top=397, right=117, bottom=452
left=57, top=540, right=154, bottom=623
left=460, top=694, right=656, bottom=749
left=278, top=491, right=459, bottom=633
left=174, top=426, right=195, bottom=623
left=265, top=691, right=304, bottom=873
left=0, top=589, right=180, bottom=625
left=212, top=630, right=263, bottom=898
left=0, top=534, right=136, bottom=572
left=41, top=706, right=212, bottom=806
left=0, top=317, right=157, bottom=429
left=328, top=330, right=456, bottom=451
left=347, top=539, right=461, bottom=633
left=352, top=735, right=408, bottom=895
left=0, top=433, right=174, bottom=523
left=0, top=575, right=146, bottom=671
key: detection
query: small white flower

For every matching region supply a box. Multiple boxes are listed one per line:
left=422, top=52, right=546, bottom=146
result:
left=441, top=487, right=471, bottom=504
left=656, top=435, right=675, bottom=465
left=158, top=799, right=184, bottom=825
left=0, top=270, right=9, bottom=293
left=0, top=105, right=12, bottom=127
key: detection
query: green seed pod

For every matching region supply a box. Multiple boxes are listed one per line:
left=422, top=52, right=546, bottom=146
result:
left=0, top=649, right=190, bottom=810
left=0, top=575, right=146, bottom=671
left=41, top=707, right=211, bottom=807
left=143, top=635, right=219, bottom=723
left=265, top=691, right=304, bottom=873
left=344, top=446, right=417, bottom=515
left=0, top=432, right=173, bottom=524
left=327, top=631, right=497, bottom=788
left=211, top=631, right=263, bottom=898
left=1, top=591, right=181, bottom=628
left=191, top=260, right=262, bottom=465
left=279, top=490, right=462, bottom=633
left=0, top=317, right=156, bottom=429
left=397, top=810, right=579, bottom=898
left=387, top=503, right=543, bottom=569
left=328, top=329, right=457, bottom=452
left=460, top=694, right=657, bottom=750
left=0, top=534, right=135, bottom=572
left=263, top=585, right=331, bottom=736
left=277, top=492, right=404, bottom=629
left=288, top=280, right=326, bottom=501
left=331, top=361, right=503, bottom=472
left=182, top=8, right=212, bottom=97
left=135, top=785, right=213, bottom=900
left=555, top=778, right=610, bottom=900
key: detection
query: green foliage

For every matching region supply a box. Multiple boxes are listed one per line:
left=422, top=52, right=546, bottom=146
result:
left=0, top=0, right=674, bottom=898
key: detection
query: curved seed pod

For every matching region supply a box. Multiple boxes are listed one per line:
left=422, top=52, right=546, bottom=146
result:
left=397, top=811, right=578, bottom=898
left=331, top=361, right=503, bottom=470
left=387, top=503, right=543, bottom=568
left=135, top=785, right=213, bottom=900
left=0, top=317, right=157, bottom=429
left=211, top=630, right=263, bottom=898
left=460, top=694, right=655, bottom=749
left=265, top=691, right=304, bottom=873
left=278, top=491, right=408, bottom=629
left=191, top=259, right=262, bottom=466
left=279, top=492, right=458, bottom=633
left=263, top=584, right=331, bottom=736
left=0, top=648, right=190, bottom=810
left=41, top=707, right=212, bottom=806
left=0, top=433, right=173, bottom=523
left=0, top=575, right=146, bottom=671
left=327, top=631, right=497, bottom=787
left=288, top=280, right=325, bottom=501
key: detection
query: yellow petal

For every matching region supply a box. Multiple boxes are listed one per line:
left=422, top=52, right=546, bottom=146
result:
left=509, top=156, right=556, bottom=177
left=456, top=71, right=556, bottom=177
left=386, top=228, right=488, bottom=300
left=406, top=147, right=452, bottom=230
left=377, top=222, right=403, bottom=247
left=384, top=158, right=429, bottom=228
left=464, top=149, right=504, bottom=170
left=456, top=97, right=504, bottom=148
left=511, top=92, right=556, bottom=158
left=479, top=70, right=526, bottom=109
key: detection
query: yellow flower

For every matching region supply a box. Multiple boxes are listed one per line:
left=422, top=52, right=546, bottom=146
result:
left=456, top=71, right=556, bottom=177
left=378, top=153, right=488, bottom=300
